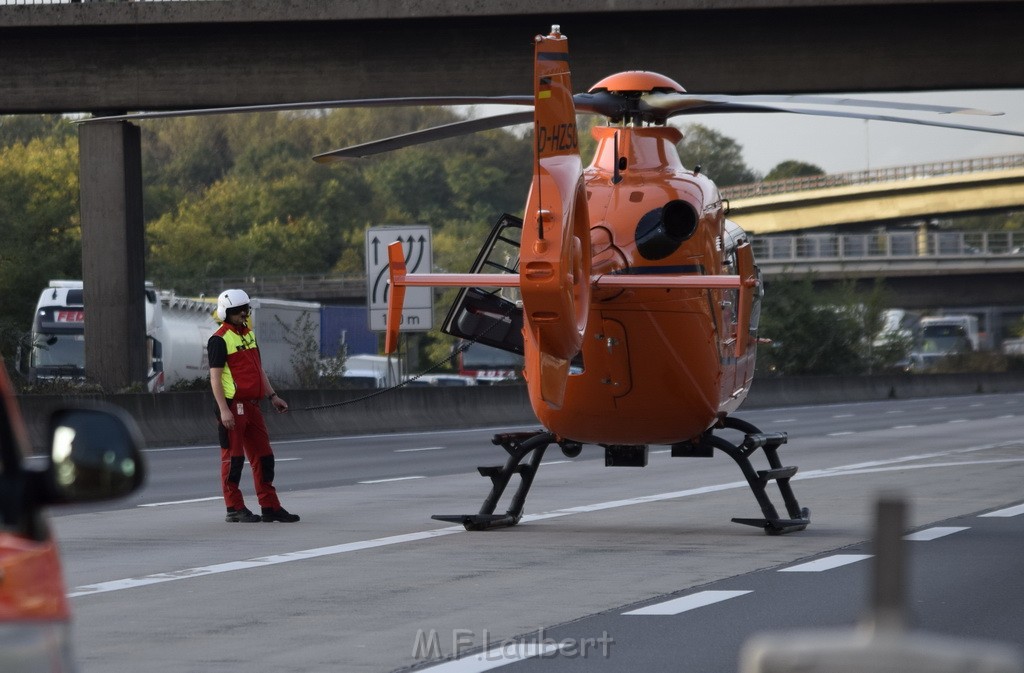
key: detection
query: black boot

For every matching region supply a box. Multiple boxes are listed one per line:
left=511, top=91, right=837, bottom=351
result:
left=226, top=507, right=261, bottom=523
left=261, top=507, right=300, bottom=523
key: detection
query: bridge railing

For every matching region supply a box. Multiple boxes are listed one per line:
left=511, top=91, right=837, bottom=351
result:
left=191, top=231, right=1022, bottom=298
left=197, top=273, right=367, bottom=300
left=723, top=154, right=1024, bottom=200
left=752, top=230, right=1024, bottom=262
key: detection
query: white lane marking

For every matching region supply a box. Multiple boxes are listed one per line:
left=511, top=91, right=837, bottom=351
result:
left=827, top=432, right=855, bottom=437
left=540, top=460, right=572, bottom=466
left=276, top=457, right=302, bottom=462
left=832, top=414, right=855, bottom=419
left=970, top=403, right=984, bottom=408
left=72, top=441, right=1023, bottom=598
left=359, top=476, right=426, bottom=484
left=980, top=503, right=1024, bottom=518
left=144, top=424, right=542, bottom=452
left=998, top=414, right=1016, bottom=419
left=779, top=554, right=871, bottom=572
left=904, top=526, right=968, bottom=541
left=885, top=410, right=905, bottom=415
left=948, top=419, right=968, bottom=424
left=139, top=496, right=222, bottom=508
left=68, top=528, right=464, bottom=597
left=416, top=643, right=562, bottom=672
left=773, top=419, right=796, bottom=423
left=892, top=425, right=918, bottom=430
left=623, top=590, right=752, bottom=616
left=395, top=446, right=445, bottom=453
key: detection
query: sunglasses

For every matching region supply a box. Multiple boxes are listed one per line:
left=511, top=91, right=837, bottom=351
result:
left=227, top=304, right=251, bottom=316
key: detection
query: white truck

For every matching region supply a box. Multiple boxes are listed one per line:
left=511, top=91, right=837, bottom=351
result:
left=341, top=353, right=402, bottom=388
left=26, top=281, right=320, bottom=391
left=245, top=296, right=321, bottom=386
left=909, top=314, right=980, bottom=370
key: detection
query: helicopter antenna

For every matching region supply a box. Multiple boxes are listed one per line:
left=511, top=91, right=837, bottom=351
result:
left=612, top=131, right=623, bottom=184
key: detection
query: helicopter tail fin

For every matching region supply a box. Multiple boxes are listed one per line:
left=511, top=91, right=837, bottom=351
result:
left=519, top=26, right=592, bottom=409
left=384, top=242, right=408, bottom=355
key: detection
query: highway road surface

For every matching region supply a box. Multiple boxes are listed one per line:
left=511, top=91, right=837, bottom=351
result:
left=51, top=392, right=1024, bottom=672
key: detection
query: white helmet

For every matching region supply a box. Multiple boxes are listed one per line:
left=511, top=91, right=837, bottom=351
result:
left=216, top=289, right=251, bottom=321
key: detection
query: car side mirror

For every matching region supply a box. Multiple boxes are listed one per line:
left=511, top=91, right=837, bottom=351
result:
left=47, top=407, right=146, bottom=503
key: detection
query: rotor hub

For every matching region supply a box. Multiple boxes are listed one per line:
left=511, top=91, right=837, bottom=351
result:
left=589, top=71, right=686, bottom=95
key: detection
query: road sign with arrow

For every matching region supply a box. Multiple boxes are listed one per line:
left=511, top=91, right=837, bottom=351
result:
left=365, top=226, right=433, bottom=332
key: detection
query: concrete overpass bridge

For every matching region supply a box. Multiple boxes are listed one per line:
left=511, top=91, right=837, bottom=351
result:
left=4, top=0, right=1024, bottom=390
left=753, top=228, right=1024, bottom=306
left=4, top=0, right=1024, bottom=113
left=724, top=154, right=1024, bottom=234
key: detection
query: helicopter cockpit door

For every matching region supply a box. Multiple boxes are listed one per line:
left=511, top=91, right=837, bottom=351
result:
left=441, top=214, right=525, bottom=355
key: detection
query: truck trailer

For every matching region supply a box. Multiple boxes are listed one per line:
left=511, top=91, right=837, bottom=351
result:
left=26, top=281, right=320, bottom=390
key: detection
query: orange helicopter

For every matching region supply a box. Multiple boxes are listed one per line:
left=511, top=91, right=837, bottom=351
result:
left=90, top=25, right=1023, bottom=534
left=364, top=27, right=798, bottom=534
left=310, top=26, right=1023, bottom=534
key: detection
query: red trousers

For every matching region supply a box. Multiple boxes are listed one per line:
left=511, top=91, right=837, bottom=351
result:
left=218, top=399, right=281, bottom=511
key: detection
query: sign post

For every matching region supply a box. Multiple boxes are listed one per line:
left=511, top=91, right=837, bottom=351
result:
left=365, top=226, right=433, bottom=333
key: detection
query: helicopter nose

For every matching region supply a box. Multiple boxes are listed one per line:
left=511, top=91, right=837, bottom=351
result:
left=635, top=199, right=698, bottom=260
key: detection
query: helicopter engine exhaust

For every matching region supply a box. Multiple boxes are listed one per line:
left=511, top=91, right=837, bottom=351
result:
left=635, top=199, right=699, bottom=260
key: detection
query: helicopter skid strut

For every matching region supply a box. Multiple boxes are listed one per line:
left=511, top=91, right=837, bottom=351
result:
left=432, top=418, right=809, bottom=535
left=432, top=431, right=555, bottom=531
left=696, top=416, right=810, bottom=535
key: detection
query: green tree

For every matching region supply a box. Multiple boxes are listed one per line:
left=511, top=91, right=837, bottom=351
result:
left=757, top=275, right=866, bottom=375
left=0, top=114, right=75, bottom=148
left=676, top=123, right=759, bottom=186
left=764, top=160, right=825, bottom=181
left=0, top=133, right=82, bottom=360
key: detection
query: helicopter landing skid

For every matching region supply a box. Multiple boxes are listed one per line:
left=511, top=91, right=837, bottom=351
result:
left=698, top=416, right=810, bottom=535
left=432, top=431, right=555, bottom=531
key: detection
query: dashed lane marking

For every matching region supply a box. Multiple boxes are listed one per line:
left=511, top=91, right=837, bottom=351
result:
left=779, top=554, right=871, bottom=572
left=359, top=476, right=426, bottom=484
left=140, top=496, right=222, bottom=508
left=904, top=526, right=969, bottom=541
left=623, top=590, right=752, bottom=616
left=980, top=503, right=1024, bottom=518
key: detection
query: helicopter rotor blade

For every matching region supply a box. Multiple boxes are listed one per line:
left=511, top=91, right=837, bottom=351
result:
left=652, top=97, right=1024, bottom=138
left=78, top=96, right=535, bottom=123
left=312, top=110, right=535, bottom=162
left=642, top=91, right=1002, bottom=117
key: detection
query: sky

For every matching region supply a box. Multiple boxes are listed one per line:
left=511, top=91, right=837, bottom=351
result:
left=668, top=89, right=1024, bottom=176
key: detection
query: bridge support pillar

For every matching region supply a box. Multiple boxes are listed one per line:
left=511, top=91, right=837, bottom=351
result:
left=78, top=121, right=148, bottom=391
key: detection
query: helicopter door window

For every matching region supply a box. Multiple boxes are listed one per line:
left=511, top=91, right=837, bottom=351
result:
left=442, top=214, right=525, bottom=356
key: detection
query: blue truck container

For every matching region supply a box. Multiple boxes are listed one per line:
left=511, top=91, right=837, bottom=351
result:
left=320, top=305, right=379, bottom=357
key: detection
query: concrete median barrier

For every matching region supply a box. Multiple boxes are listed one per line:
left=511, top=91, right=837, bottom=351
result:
left=17, top=372, right=1024, bottom=452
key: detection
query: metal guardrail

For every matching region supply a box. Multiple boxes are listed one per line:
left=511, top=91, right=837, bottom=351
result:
left=752, top=230, right=1024, bottom=262
left=184, top=231, right=1023, bottom=299
left=197, top=274, right=367, bottom=300
left=722, top=154, right=1024, bottom=200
